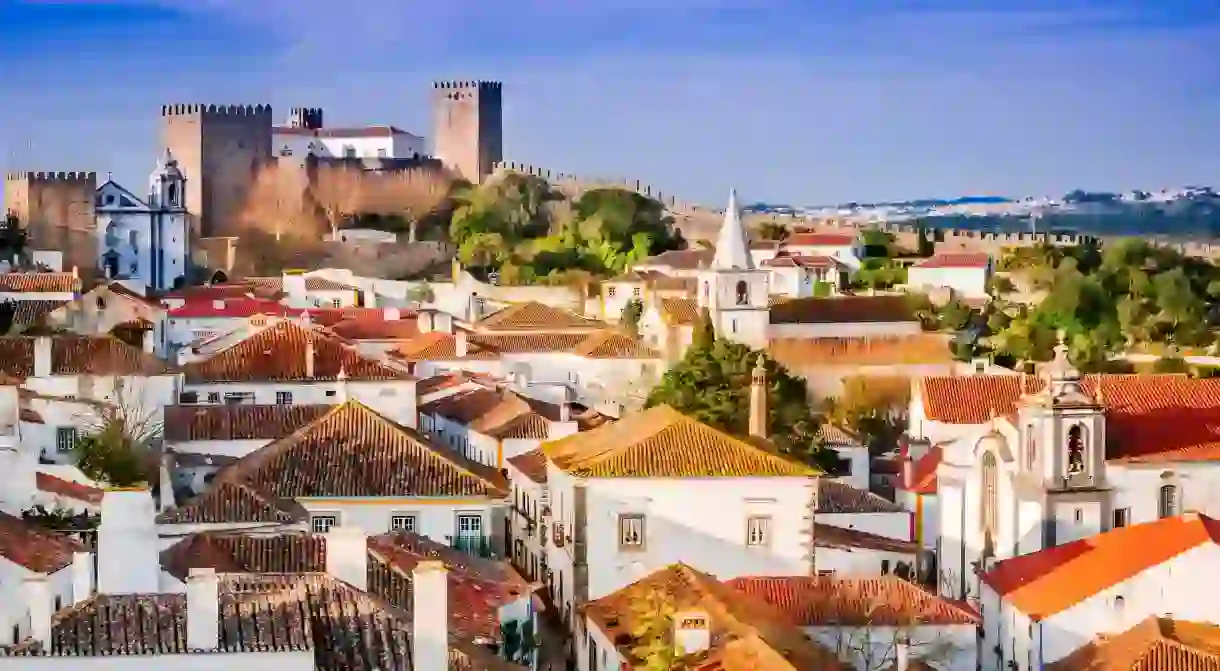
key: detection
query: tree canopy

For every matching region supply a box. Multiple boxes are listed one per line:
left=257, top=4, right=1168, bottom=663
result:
left=645, top=335, right=836, bottom=471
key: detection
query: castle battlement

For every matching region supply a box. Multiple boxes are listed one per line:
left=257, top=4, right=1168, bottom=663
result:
left=492, top=160, right=688, bottom=211
left=5, top=171, right=98, bottom=183
left=161, top=104, right=273, bottom=117
left=432, top=80, right=502, bottom=91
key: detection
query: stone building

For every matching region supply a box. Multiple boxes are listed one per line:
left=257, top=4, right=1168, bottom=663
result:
left=431, top=81, right=504, bottom=184
left=2, top=171, right=97, bottom=272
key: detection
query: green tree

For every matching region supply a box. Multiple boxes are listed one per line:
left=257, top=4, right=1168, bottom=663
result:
left=1153, top=356, right=1190, bottom=374
left=620, top=298, right=644, bottom=337
left=645, top=337, right=834, bottom=470
left=915, top=224, right=935, bottom=257
left=937, top=299, right=974, bottom=331
left=692, top=307, right=715, bottom=350
left=757, top=220, right=789, bottom=241
left=73, top=383, right=161, bottom=487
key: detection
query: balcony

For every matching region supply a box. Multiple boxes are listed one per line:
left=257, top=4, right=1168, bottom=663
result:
left=450, top=535, right=497, bottom=559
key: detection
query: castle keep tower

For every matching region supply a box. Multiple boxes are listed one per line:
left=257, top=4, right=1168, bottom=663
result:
left=3, top=170, right=97, bottom=270
left=160, top=104, right=274, bottom=238
left=431, top=81, right=503, bottom=183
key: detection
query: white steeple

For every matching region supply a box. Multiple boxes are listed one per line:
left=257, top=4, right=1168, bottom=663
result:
left=711, top=189, right=753, bottom=270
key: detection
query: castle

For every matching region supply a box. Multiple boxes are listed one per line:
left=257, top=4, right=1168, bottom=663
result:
left=3, top=80, right=504, bottom=273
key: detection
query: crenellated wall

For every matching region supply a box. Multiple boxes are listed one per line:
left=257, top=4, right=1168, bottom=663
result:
left=432, top=81, right=503, bottom=184
left=3, top=170, right=98, bottom=271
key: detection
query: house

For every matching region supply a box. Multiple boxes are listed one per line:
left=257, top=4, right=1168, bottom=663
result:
left=164, top=297, right=307, bottom=351
left=157, top=400, right=510, bottom=550
left=505, top=448, right=548, bottom=583
left=760, top=253, right=851, bottom=297
left=0, top=270, right=80, bottom=302
left=728, top=575, right=980, bottom=671
left=541, top=359, right=818, bottom=631
left=580, top=563, right=847, bottom=671
left=93, top=149, right=190, bottom=291
left=325, top=307, right=419, bottom=356
left=978, top=513, right=1220, bottom=669
left=179, top=319, right=417, bottom=428
left=818, top=425, right=870, bottom=490
left=595, top=270, right=694, bottom=323
left=815, top=480, right=916, bottom=576
left=906, top=252, right=993, bottom=300
left=914, top=337, right=1220, bottom=601
left=1046, top=617, right=1220, bottom=670
left=41, top=282, right=169, bottom=355
left=0, top=512, right=92, bottom=649
left=246, top=273, right=362, bottom=309
left=762, top=232, right=863, bottom=270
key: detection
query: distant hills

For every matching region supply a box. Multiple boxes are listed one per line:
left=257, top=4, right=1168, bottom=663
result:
left=744, top=186, right=1220, bottom=239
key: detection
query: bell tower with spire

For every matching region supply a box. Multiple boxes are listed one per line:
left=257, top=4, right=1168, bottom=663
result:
left=695, top=189, right=770, bottom=348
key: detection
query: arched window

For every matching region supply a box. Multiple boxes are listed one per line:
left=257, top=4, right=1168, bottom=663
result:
left=703, top=282, right=710, bottom=301
left=1159, top=484, right=1178, bottom=518
left=1067, top=425, right=1085, bottom=475
left=980, top=452, right=998, bottom=534
left=1025, top=427, right=1036, bottom=471
left=168, top=183, right=178, bottom=205
left=735, top=280, right=749, bottom=306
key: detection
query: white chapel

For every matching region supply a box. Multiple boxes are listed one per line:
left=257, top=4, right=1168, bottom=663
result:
left=695, top=189, right=771, bottom=348
left=95, top=148, right=190, bottom=291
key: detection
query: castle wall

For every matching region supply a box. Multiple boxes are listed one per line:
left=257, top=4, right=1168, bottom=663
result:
left=3, top=171, right=98, bottom=271
left=432, top=81, right=503, bottom=183
left=161, top=104, right=274, bottom=238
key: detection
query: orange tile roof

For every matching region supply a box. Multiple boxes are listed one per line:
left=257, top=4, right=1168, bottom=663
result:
left=0, top=335, right=176, bottom=379
left=818, top=424, right=862, bottom=445
left=506, top=448, right=548, bottom=484
left=761, top=254, right=844, bottom=269
left=183, top=320, right=413, bottom=382
left=1047, top=617, right=1220, bottom=671
left=570, top=330, right=661, bottom=359
left=585, top=563, right=848, bottom=671
left=245, top=275, right=357, bottom=292
left=475, top=301, right=607, bottom=332
left=543, top=404, right=814, bottom=478
left=35, top=472, right=104, bottom=506
left=394, top=329, right=658, bottom=360
left=813, top=523, right=919, bottom=555
left=326, top=316, right=420, bottom=340
left=727, top=575, right=979, bottom=627
left=657, top=296, right=701, bottom=326
left=421, top=387, right=607, bottom=438
left=912, top=252, right=991, bottom=269
left=903, top=445, right=942, bottom=495
left=770, top=335, right=954, bottom=366
left=163, top=404, right=331, bottom=442
left=981, top=513, right=1220, bottom=620
left=0, top=511, right=87, bottom=573
left=0, top=272, right=80, bottom=293
left=919, top=374, right=1220, bottom=463
left=11, top=300, right=70, bottom=329
left=769, top=296, right=917, bottom=325
left=639, top=248, right=714, bottom=270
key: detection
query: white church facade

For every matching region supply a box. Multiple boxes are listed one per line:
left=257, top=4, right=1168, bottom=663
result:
left=95, top=149, right=190, bottom=292
left=693, top=189, right=771, bottom=349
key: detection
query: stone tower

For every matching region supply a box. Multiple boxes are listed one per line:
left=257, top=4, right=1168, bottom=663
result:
left=431, top=81, right=503, bottom=183
left=749, top=354, right=768, bottom=440
left=160, top=104, right=274, bottom=238
left=3, top=170, right=97, bottom=270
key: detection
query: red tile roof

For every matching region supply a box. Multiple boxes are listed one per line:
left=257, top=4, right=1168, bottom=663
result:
left=163, top=404, right=332, bottom=441
left=769, top=296, right=917, bottom=325
left=0, top=511, right=87, bottom=572
left=981, top=513, right=1220, bottom=620
left=1047, top=617, right=1220, bottom=671
left=35, top=472, right=104, bottom=506
left=813, top=523, right=919, bottom=555
left=0, top=335, right=176, bottom=379
left=167, top=297, right=305, bottom=319
left=903, top=445, right=942, bottom=495
left=506, top=448, right=548, bottom=484
left=726, top=575, right=979, bottom=627
left=912, top=252, right=991, bottom=269
left=0, top=272, right=80, bottom=293
left=327, top=316, right=420, bottom=340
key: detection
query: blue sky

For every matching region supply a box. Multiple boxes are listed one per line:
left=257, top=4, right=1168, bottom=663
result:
left=1, top=1, right=1219, bottom=206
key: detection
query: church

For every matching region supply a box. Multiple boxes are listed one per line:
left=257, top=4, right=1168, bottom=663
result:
left=94, top=149, right=190, bottom=291
left=907, top=338, right=1220, bottom=600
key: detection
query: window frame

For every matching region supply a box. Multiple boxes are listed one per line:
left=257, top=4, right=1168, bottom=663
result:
left=745, top=515, right=772, bottom=547
left=275, top=391, right=293, bottom=405
left=55, top=427, right=78, bottom=453
left=311, top=514, right=339, bottom=533
left=618, top=513, right=646, bottom=551
left=390, top=514, right=417, bottom=533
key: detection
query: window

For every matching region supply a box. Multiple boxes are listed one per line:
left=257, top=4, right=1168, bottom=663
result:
left=881, top=559, right=891, bottom=574
left=735, top=280, right=749, bottom=305
left=343, top=144, right=356, bottom=158
left=980, top=451, right=998, bottom=533
left=326, top=390, right=337, bottom=398
left=607, top=286, right=617, bottom=298
left=746, top=516, right=771, bottom=547
left=817, top=570, right=835, bottom=577
left=223, top=392, right=255, bottom=404
left=377, top=148, right=388, bottom=157
left=1067, top=425, right=1085, bottom=475
left=731, top=318, right=737, bottom=333
left=332, top=299, right=342, bottom=308
left=456, top=514, right=483, bottom=538
left=311, top=515, right=338, bottom=533
left=1074, top=508, right=1083, bottom=523
left=55, top=427, right=78, bottom=453
left=54, top=596, right=61, bottom=611
left=1112, top=508, right=1130, bottom=529
left=178, top=391, right=199, bottom=404
left=632, top=287, right=641, bottom=298
left=1159, top=484, right=1178, bottom=518
left=618, top=514, right=645, bottom=550
left=390, top=515, right=416, bottom=533
left=207, top=392, right=220, bottom=404
left=1113, top=595, right=1125, bottom=612
left=276, top=391, right=293, bottom=405
left=1024, top=428, right=1036, bottom=471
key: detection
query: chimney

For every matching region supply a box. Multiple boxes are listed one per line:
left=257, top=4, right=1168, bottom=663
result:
left=71, top=551, right=93, bottom=604
left=186, top=568, right=220, bottom=651
left=24, top=573, right=52, bottom=649
left=418, top=310, right=434, bottom=333
left=673, top=610, right=711, bottom=655
left=305, top=336, right=315, bottom=379
left=33, top=336, right=52, bottom=378
left=559, top=386, right=573, bottom=423
left=455, top=330, right=468, bottom=358
left=142, top=329, right=155, bottom=354
left=412, top=560, right=449, bottom=671
left=382, top=307, right=401, bottom=321
left=158, top=451, right=175, bottom=512
left=435, top=311, right=454, bottom=334
left=336, top=366, right=349, bottom=404
left=896, top=639, right=910, bottom=671
left=902, top=457, right=915, bottom=489
left=324, top=526, right=368, bottom=591
left=97, top=488, right=160, bottom=594
left=748, top=354, right=768, bottom=440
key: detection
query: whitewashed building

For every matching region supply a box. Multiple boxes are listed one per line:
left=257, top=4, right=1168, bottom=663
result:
left=906, top=252, right=993, bottom=300
left=94, top=150, right=190, bottom=292
left=0, top=512, right=92, bottom=650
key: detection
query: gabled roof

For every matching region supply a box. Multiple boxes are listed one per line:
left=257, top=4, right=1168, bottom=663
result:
left=570, top=330, right=661, bottom=359
left=0, top=511, right=87, bottom=573
left=0, top=272, right=80, bottom=294
left=10, top=300, right=70, bottom=330
left=655, top=296, right=701, bottom=326
left=585, top=563, right=847, bottom=671
left=912, top=252, right=991, bottom=269
left=638, top=248, right=714, bottom=270
left=35, top=472, right=104, bottom=506
left=0, top=335, right=176, bottom=379
left=163, top=403, right=331, bottom=442
left=475, top=301, right=607, bottom=332
left=183, top=320, right=412, bottom=382
left=543, top=404, right=814, bottom=478
left=1047, top=617, right=1220, bottom=671
left=981, top=513, right=1220, bottom=621
left=813, top=523, right=919, bottom=555
left=245, top=275, right=358, bottom=292
left=94, top=179, right=150, bottom=211
left=394, top=329, right=657, bottom=361
left=726, top=575, right=979, bottom=627
left=902, top=445, right=942, bottom=495
left=769, top=296, right=917, bottom=325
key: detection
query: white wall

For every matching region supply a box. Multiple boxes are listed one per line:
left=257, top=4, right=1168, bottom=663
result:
left=179, top=380, right=417, bottom=428
left=907, top=266, right=990, bottom=299
left=816, top=547, right=918, bottom=577
left=0, top=561, right=74, bottom=647
left=296, top=499, right=506, bottom=549
left=819, top=512, right=911, bottom=542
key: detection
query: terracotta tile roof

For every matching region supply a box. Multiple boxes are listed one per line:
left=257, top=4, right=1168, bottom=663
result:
left=657, top=296, right=701, bottom=326
left=162, top=283, right=256, bottom=300
left=327, top=316, right=420, bottom=340
left=10, top=299, right=70, bottom=328
left=394, top=331, right=589, bottom=360
left=0, top=572, right=521, bottom=670
left=167, top=297, right=306, bottom=319
left=0, top=335, right=176, bottom=379
left=488, top=413, right=551, bottom=440
left=570, top=330, right=661, bottom=359
left=246, top=275, right=358, bottom=292
left=0, top=272, right=80, bottom=293
left=639, top=248, right=714, bottom=270
left=818, top=424, right=862, bottom=445
left=814, top=523, right=919, bottom=554
left=417, top=371, right=485, bottom=396
left=981, top=513, right=1220, bottom=620
left=183, top=320, right=412, bottom=382
left=163, top=404, right=332, bottom=442
left=919, top=374, right=1220, bottom=462
left=158, top=531, right=532, bottom=641
left=506, top=448, right=548, bottom=484
left=585, top=563, right=847, bottom=671
left=475, top=301, right=607, bottom=332
left=0, top=511, right=87, bottom=573
left=771, top=334, right=954, bottom=366
left=761, top=254, right=844, bottom=269
left=101, top=282, right=165, bottom=308
left=19, top=406, right=43, bottom=423
left=422, top=388, right=606, bottom=438
left=769, top=296, right=917, bottom=325
left=160, top=401, right=507, bottom=524
left=35, top=472, right=104, bottom=506
left=1047, top=617, right=1220, bottom=671
left=785, top=232, right=857, bottom=247
left=912, top=252, right=991, bottom=269
left=544, top=404, right=814, bottom=478
left=727, top=575, right=978, bottom=627
left=902, top=445, right=942, bottom=495
left=422, top=387, right=513, bottom=424
left=817, top=480, right=906, bottom=514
